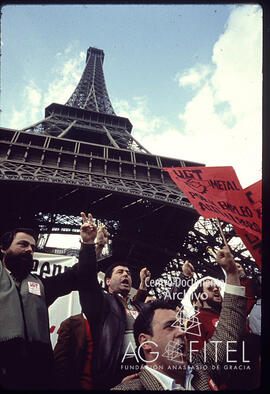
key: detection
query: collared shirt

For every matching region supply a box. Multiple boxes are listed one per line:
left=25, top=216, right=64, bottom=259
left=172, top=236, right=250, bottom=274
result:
left=225, top=283, right=245, bottom=297
left=117, top=293, right=139, bottom=359
left=144, top=365, right=194, bottom=390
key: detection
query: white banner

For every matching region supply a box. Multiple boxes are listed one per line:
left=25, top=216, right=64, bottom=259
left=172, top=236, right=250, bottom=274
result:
left=32, top=252, right=80, bottom=348
left=32, top=252, right=104, bottom=348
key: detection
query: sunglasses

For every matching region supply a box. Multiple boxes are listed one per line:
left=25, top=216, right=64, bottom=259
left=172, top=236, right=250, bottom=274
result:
left=207, top=285, right=220, bottom=292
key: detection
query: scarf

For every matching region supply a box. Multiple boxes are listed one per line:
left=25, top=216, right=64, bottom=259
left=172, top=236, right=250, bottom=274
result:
left=0, top=261, right=50, bottom=344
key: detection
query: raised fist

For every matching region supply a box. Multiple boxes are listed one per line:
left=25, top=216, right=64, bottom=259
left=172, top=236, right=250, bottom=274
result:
left=216, top=246, right=237, bottom=275
left=182, top=260, right=194, bottom=277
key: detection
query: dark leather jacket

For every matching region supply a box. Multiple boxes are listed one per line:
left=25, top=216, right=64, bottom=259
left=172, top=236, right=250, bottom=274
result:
left=78, top=243, right=144, bottom=390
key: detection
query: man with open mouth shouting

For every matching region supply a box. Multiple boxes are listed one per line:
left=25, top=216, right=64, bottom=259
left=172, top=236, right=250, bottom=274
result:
left=111, top=246, right=247, bottom=391
left=186, top=278, right=223, bottom=353
left=76, top=212, right=151, bottom=390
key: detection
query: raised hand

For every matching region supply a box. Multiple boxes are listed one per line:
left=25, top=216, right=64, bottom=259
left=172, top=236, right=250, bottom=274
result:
left=216, top=246, right=240, bottom=286
left=80, top=212, right=97, bottom=244
left=139, top=267, right=151, bottom=290
left=182, top=260, right=194, bottom=277
left=96, top=225, right=109, bottom=247
left=95, top=225, right=109, bottom=257
left=216, top=246, right=237, bottom=274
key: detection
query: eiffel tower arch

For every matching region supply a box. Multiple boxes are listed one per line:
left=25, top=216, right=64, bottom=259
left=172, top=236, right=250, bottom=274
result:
left=0, top=46, right=257, bottom=287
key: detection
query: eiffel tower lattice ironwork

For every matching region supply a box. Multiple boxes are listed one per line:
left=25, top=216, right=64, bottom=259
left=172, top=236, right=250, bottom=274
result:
left=18, top=47, right=150, bottom=153
left=66, top=47, right=116, bottom=115
left=0, top=46, right=259, bottom=286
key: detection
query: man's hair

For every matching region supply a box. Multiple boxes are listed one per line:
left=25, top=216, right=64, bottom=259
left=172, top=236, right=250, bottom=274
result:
left=104, top=262, right=132, bottom=291
left=0, top=228, right=38, bottom=251
left=133, top=299, right=177, bottom=349
left=190, top=280, right=204, bottom=305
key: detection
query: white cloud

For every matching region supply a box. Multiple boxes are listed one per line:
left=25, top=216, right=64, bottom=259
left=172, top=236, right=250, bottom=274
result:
left=121, top=4, right=262, bottom=188
left=114, top=96, right=167, bottom=137
left=43, top=50, right=85, bottom=108
left=9, top=81, right=42, bottom=129
left=176, top=64, right=212, bottom=90
left=9, top=46, right=85, bottom=129
left=9, top=109, right=28, bottom=129
left=25, top=84, right=42, bottom=107
left=211, top=5, right=262, bottom=119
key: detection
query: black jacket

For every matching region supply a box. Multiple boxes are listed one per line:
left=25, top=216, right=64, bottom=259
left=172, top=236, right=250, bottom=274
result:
left=78, top=243, right=144, bottom=390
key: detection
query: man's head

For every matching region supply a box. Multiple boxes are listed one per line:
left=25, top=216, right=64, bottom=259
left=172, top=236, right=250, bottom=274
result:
left=104, top=263, right=132, bottom=296
left=192, top=278, right=222, bottom=312
left=0, top=228, right=37, bottom=281
left=134, top=299, right=188, bottom=381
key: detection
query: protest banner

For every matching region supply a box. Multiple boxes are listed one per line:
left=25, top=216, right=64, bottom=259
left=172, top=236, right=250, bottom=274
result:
left=32, top=252, right=80, bottom=348
left=234, top=180, right=262, bottom=268
left=164, top=166, right=261, bottom=238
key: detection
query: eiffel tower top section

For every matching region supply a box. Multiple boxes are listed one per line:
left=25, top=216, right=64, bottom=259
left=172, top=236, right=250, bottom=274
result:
left=65, top=47, right=116, bottom=115
left=21, top=46, right=151, bottom=152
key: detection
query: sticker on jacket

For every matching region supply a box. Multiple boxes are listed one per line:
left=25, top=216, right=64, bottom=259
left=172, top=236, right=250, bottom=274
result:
left=28, top=281, right=41, bottom=296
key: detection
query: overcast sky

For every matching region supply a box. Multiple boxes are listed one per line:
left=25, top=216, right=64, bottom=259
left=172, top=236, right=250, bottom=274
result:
left=1, top=3, right=262, bottom=193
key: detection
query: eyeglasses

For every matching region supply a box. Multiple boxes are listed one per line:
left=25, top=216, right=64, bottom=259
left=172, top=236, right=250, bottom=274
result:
left=207, top=285, right=220, bottom=292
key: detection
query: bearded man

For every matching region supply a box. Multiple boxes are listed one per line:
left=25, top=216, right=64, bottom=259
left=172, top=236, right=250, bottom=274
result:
left=186, top=277, right=223, bottom=352
left=0, top=227, right=85, bottom=390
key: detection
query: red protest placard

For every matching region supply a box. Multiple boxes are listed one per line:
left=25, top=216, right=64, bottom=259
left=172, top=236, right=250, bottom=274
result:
left=244, top=180, right=262, bottom=220
left=164, top=166, right=261, bottom=238
left=234, top=180, right=262, bottom=268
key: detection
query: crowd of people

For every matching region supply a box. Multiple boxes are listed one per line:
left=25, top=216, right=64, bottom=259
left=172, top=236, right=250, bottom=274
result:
left=0, top=212, right=261, bottom=391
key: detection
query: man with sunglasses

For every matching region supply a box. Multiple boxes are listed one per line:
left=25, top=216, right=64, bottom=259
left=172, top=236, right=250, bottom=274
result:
left=187, top=278, right=223, bottom=352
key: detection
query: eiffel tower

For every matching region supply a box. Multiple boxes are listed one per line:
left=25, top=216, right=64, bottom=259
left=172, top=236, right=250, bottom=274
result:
left=2, top=46, right=257, bottom=286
